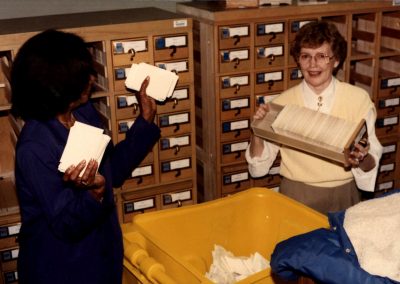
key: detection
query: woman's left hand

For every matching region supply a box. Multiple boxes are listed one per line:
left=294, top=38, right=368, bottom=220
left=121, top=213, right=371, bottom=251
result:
left=348, top=138, right=375, bottom=171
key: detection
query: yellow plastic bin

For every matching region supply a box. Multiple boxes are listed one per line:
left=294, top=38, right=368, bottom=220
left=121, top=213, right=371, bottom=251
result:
left=122, top=188, right=328, bottom=284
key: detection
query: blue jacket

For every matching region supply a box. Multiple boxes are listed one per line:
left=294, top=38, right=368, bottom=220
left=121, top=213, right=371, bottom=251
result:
left=271, top=208, right=400, bottom=284
left=15, top=102, right=160, bottom=284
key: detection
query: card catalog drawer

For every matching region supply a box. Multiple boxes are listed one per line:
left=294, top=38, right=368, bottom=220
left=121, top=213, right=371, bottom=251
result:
left=117, top=119, right=135, bottom=142
left=220, top=74, right=251, bottom=98
left=219, top=49, right=251, bottom=73
left=252, top=164, right=282, bottom=187
left=375, top=114, right=399, bottom=136
left=255, top=45, right=284, bottom=69
left=155, top=60, right=191, bottom=84
left=255, top=22, right=285, bottom=46
left=220, top=96, right=251, bottom=121
left=161, top=188, right=194, bottom=209
left=376, top=161, right=396, bottom=183
left=122, top=195, right=159, bottom=223
left=255, top=93, right=280, bottom=108
left=159, top=134, right=192, bottom=160
left=0, top=224, right=20, bottom=250
left=160, top=157, right=192, bottom=183
left=255, top=70, right=284, bottom=94
left=154, top=34, right=189, bottom=61
left=122, top=164, right=156, bottom=190
left=0, top=247, right=18, bottom=273
left=221, top=140, right=249, bottom=164
left=380, top=140, right=398, bottom=163
left=157, top=86, right=192, bottom=114
left=221, top=164, right=251, bottom=195
left=112, top=38, right=151, bottom=66
left=115, top=94, right=139, bottom=120
left=221, top=119, right=251, bottom=142
left=219, top=25, right=251, bottom=49
left=159, top=112, right=191, bottom=137
left=379, top=76, right=400, bottom=95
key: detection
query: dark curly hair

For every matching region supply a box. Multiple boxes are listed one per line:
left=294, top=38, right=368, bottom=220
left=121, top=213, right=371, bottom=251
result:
left=290, top=21, right=347, bottom=76
left=11, top=29, right=95, bottom=120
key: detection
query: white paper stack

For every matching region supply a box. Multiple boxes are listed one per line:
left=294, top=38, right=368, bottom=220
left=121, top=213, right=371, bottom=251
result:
left=205, top=245, right=270, bottom=284
left=58, top=121, right=111, bottom=175
left=125, top=62, right=179, bottom=102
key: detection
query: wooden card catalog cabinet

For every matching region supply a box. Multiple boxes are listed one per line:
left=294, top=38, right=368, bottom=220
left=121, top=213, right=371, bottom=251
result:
left=177, top=1, right=400, bottom=200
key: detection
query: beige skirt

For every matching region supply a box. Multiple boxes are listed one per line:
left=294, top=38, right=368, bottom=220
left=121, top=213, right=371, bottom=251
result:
left=280, top=177, right=361, bottom=215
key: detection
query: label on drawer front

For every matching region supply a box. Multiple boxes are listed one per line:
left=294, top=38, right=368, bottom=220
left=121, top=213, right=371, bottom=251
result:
left=131, top=165, right=153, bottom=177
left=223, top=171, right=249, bottom=184
left=382, top=144, right=396, bottom=154
left=378, top=180, right=394, bottom=191
left=161, top=135, right=190, bottom=150
left=160, top=113, right=189, bottom=127
left=163, top=190, right=192, bottom=205
left=172, top=88, right=189, bottom=100
left=379, top=97, right=400, bottom=108
left=117, top=95, right=138, bottom=108
left=4, top=271, right=18, bottom=283
left=257, top=71, right=283, bottom=83
left=0, top=224, right=20, bottom=238
left=162, top=158, right=191, bottom=172
left=223, top=141, right=249, bottom=154
left=257, top=94, right=280, bottom=105
left=257, top=23, right=284, bottom=35
left=222, top=98, right=249, bottom=111
left=376, top=116, right=398, bottom=127
left=291, top=20, right=314, bottom=32
left=113, top=40, right=147, bottom=54
left=118, top=120, right=135, bottom=133
left=1, top=248, right=19, bottom=262
left=222, top=75, right=249, bottom=88
left=157, top=61, right=188, bottom=73
left=221, top=26, right=249, bottom=38
left=222, top=50, right=249, bottom=62
left=380, top=163, right=395, bottom=172
left=258, top=45, right=283, bottom=57
left=290, top=68, right=303, bottom=80
left=165, top=36, right=187, bottom=47
left=124, top=198, right=155, bottom=213
left=222, top=119, right=249, bottom=133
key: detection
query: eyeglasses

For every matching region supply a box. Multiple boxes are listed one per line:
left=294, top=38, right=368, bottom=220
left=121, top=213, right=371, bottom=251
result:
left=298, top=53, right=334, bottom=65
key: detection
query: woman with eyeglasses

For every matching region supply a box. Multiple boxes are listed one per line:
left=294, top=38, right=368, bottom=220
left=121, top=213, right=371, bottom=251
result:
left=246, top=21, right=382, bottom=214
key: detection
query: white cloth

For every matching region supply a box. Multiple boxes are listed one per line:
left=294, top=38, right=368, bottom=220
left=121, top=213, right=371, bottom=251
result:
left=205, top=245, right=270, bottom=284
left=343, top=192, right=400, bottom=281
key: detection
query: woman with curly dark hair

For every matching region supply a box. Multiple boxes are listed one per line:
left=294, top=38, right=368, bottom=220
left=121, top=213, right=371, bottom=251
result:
left=246, top=21, right=382, bottom=214
left=11, top=29, right=160, bottom=284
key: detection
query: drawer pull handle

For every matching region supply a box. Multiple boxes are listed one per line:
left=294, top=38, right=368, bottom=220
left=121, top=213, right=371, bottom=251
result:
left=269, top=32, right=276, bottom=42
left=170, top=45, right=177, bottom=57
left=129, top=48, right=136, bottom=61
left=235, top=181, right=241, bottom=189
left=173, top=98, right=179, bottom=109
left=175, top=169, right=181, bottom=178
left=235, top=108, right=241, bottom=116
left=174, top=145, right=180, bottom=155
left=234, top=130, right=240, bottom=138
left=137, top=177, right=143, bottom=185
left=233, top=35, right=240, bottom=45
left=174, top=124, right=180, bottom=133
left=268, top=80, right=274, bottom=90
left=234, top=84, right=240, bottom=94
left=386, top=125, right=393, bottom=134
left=177, top=200, right=182, bottom=207
left=233, top=57, right=240, bottom=69
left=171, top=69, right=178, bottom=75
left=235, top=152, right=241, bottom=159
left=390, top=86, right=397, bottom=95
left=267, top=54, right=275, bottom=65
left=388, top=106, right=395, bottom=114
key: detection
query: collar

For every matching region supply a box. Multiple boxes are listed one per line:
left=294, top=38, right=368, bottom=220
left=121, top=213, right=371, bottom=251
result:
left=302, top=77, right=336, bottom=113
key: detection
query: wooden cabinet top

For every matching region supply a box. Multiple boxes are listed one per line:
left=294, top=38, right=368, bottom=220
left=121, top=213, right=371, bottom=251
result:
left=177, top=0, right=399, bottom=22
left=0, top=8, right=188, bottom=36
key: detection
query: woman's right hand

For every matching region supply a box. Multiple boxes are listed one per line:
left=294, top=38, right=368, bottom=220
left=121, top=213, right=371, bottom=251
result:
left=136, top=76, right=157, bottom=123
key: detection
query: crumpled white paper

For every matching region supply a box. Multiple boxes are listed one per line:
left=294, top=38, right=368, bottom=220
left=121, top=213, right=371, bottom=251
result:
left=205, top=245, right=270, bottom=284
